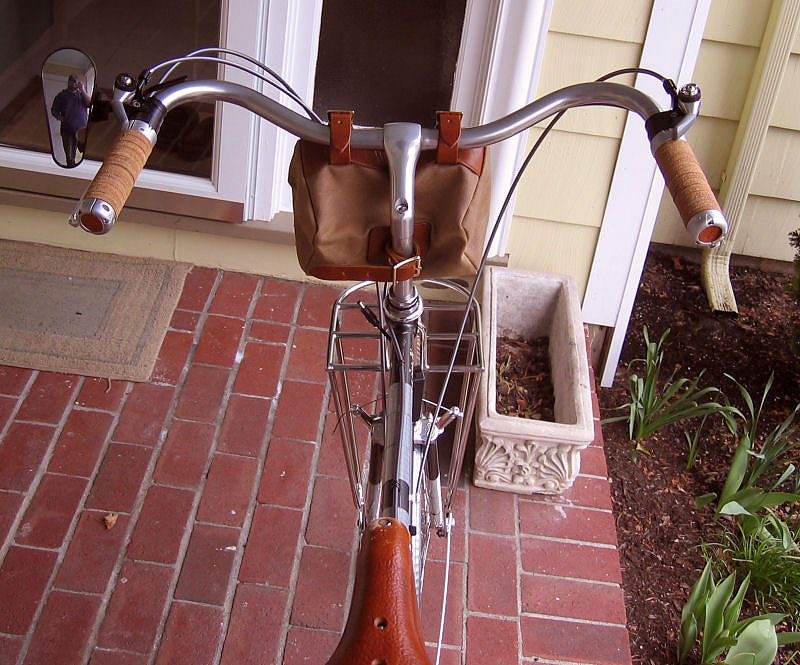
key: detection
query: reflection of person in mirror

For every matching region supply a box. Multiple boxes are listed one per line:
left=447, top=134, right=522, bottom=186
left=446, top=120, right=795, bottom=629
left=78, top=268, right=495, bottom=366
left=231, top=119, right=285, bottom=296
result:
left=51, top=74, right=91, bottom=167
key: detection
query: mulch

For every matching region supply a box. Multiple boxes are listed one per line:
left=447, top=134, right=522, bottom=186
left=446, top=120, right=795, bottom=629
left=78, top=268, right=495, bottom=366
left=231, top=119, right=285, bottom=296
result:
left=496, top=335, right=556, bottom=421
left=596, top=248, right=800, bottom=664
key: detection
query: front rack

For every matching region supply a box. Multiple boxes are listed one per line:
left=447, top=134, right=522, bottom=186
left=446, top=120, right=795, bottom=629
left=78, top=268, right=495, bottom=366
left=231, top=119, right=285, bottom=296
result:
left=326, top=279, right=484, bottom=525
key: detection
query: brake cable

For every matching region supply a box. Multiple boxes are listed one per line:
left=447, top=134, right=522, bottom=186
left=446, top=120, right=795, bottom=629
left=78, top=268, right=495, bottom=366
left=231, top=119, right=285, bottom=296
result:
left=416, top=66, right=678, bottom=501
left=137, top=48, right=323, bottom=122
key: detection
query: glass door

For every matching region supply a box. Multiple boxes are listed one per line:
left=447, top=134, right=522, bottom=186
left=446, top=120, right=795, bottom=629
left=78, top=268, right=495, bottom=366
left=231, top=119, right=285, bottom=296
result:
left=313, top=0, right=467, bottom=126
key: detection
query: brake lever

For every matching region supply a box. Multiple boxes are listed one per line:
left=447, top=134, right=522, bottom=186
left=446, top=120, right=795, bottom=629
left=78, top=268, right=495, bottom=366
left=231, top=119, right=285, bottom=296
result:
left=110, top=73, right=137, bottom=126
left=140, top=75, right=189, bottom=97
left=645, top=81, right=703, bottom=151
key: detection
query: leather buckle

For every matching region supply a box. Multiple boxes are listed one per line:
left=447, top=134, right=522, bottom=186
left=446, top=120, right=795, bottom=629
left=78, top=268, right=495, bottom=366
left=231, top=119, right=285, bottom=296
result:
left=392, top=256, right=421, bottom=284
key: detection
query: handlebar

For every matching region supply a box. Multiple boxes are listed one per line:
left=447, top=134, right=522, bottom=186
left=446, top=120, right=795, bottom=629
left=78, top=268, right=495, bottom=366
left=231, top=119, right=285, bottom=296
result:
left=653, top=139, right=726, bottom=245
left=79, top=129, right=153, bottom=233
left=73, top=74, right=727, bottom=246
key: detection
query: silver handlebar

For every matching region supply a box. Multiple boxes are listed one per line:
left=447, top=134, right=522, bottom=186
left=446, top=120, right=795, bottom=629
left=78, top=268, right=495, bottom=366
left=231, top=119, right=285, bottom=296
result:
left=85, top=72, right=718, bottom=247
left=149, top=79, right=662, bottom=149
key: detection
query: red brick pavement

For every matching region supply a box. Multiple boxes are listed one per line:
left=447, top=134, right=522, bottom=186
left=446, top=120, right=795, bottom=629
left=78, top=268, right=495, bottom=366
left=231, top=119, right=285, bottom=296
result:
left=0, top=266, right=632, bottom=664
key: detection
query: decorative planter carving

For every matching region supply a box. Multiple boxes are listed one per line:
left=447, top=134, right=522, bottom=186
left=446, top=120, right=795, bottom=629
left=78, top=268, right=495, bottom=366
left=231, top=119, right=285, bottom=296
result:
left=474, top=267, right=594, bottom=494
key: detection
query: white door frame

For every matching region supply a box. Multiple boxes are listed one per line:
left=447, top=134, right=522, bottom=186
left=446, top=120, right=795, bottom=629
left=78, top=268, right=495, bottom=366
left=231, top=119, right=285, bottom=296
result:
left=582, top=0, right=713, bottom=387
left=452, top=0, right=554, bottom=256
left=253, top=0, right=554, bottom=245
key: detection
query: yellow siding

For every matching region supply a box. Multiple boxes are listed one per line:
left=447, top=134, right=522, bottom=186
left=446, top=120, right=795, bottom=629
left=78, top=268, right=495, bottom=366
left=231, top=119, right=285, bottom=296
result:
left=692, top=40, right=760, bottom=121
left=514, top=129, right=621, bottom=227
left=549, top=0, right=651, bottom=43
left=735, top=196, right=800, bottom=260
left=507, top=216, right=600, bottom=293
left=704, top=0, right=772, bottom=46
left=508, top=0, right=652, bottom=288
left=536, top=33, right=639, bottom=138
left=751, top=128, right=800, bottom=199
left=682, top=116, right=739, bottom=188
left=511, top=0, right=798, bottom=276
left=772, top=53, right=800, bottom=129
left=0, top=204, right=309, bottom=281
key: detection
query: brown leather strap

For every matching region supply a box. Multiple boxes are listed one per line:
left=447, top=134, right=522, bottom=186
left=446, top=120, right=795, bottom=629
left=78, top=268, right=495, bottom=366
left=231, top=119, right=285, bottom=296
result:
left=436, top=111, right=462, bottom=164
left=367, top=222, right=431, bottom=265
left=329, top=110, right=354, bottom=164
left=310, top=223, right=430, bottom=282
left=310, top=259, right=420, bottom=282
left=325, top=518, right=431, bottom=665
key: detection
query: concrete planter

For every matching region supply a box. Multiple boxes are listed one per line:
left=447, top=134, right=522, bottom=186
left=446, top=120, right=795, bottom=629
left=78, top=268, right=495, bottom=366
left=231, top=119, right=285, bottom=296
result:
left=474, top=267, right=594, bottom=494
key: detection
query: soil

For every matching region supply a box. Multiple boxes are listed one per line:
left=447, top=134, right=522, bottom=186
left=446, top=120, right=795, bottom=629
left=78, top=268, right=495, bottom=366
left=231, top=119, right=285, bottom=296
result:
left=597, top=249, right=800, bottom=664
left=496, top=335, right=555, bottom=421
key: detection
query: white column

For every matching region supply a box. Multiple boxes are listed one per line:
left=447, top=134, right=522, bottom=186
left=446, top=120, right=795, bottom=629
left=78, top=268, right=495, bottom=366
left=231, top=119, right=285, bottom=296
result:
left=581, top=0, right=712, bottom=387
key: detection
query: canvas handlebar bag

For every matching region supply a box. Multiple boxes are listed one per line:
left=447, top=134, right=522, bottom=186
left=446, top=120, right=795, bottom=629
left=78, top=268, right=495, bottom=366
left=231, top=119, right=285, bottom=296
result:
left=288, top=111, right=491, bottom=281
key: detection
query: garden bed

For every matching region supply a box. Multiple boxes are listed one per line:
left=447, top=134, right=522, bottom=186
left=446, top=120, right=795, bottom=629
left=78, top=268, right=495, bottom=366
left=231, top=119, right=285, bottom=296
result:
left=598, top=248, right=800, bottom=664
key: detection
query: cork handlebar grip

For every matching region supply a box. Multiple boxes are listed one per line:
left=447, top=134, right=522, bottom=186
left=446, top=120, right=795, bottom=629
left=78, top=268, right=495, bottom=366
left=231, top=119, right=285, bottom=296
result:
left=653, top=139, right=727, bottom=247
left=78, top=129, right=154, bottom=234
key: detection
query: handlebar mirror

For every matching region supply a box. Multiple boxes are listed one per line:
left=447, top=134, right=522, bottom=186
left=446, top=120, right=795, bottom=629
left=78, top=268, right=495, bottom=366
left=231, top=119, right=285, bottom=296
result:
left=41, top=48, right=96, bottom=168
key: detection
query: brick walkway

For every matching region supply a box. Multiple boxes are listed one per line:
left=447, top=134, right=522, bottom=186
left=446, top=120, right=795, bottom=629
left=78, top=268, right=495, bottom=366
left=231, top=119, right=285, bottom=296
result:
left=0, top=266, right=632, bottom=665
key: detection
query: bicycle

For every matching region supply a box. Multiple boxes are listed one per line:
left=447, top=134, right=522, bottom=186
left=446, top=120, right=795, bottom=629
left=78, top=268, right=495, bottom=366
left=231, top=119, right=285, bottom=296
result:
left=45, top=46, right=727, bottom=665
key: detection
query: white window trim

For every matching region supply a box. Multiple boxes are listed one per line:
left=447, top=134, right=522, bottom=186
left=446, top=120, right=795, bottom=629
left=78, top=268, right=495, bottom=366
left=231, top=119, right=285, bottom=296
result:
left=250, top=0, right=324, bottom=226
left=452, top=0, right=554, bottom=257
left=581, top=0, right=713, bottom=387
left=0, top=2, right=262, bottom=220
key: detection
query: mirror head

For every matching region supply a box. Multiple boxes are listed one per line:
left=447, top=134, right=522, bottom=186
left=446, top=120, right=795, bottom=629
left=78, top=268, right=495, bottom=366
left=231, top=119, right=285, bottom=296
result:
left=42, top=48, right=96, bottom=168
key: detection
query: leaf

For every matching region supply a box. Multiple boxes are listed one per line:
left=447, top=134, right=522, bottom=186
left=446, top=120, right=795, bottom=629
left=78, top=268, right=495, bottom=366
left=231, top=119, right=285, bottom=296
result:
left=601, top=414, right=630, bottom=425
left=754, top=491, right=800, bottom=509
left=717, top=434, right=754, bottom=512
left=702, top=573, right=736, bottom=663
left=772, top=463, right=796, bottom=490
left=683, top=562, right=713, bottom=621
left=696, top=493, right=718, bottom=510
left=678, top=562, right=714, bottom=663
left=678, top=615, right=699, bottom=664
left=777, top=632, right=800, bottom=646
left=723, top=488, right=768, bottom=512
left=723, top=618, right=777, bottom=665
left=723, top=575, right=749, bottom=631
left=719, top=501, right=752, bottom=517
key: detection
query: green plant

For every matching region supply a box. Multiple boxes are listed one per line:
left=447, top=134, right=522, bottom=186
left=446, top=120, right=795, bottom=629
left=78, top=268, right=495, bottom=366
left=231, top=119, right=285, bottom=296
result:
left=604, top=327, right=732, bottom=450
left=696, top=375, right=800, bottom=520
left=729, top=374, right=800, bottom=491
left=678, top=561, right=795, bottom=665
left=685, top=375, right=800, bottom=662
left=704, top=512, right=800, bottom=626
left=685, top=413, right=712, bottom=469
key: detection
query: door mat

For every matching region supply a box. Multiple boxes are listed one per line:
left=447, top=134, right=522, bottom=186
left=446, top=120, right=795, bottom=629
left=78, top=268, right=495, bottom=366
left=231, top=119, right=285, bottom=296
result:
left=0, top=240, right=191, bottom=382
